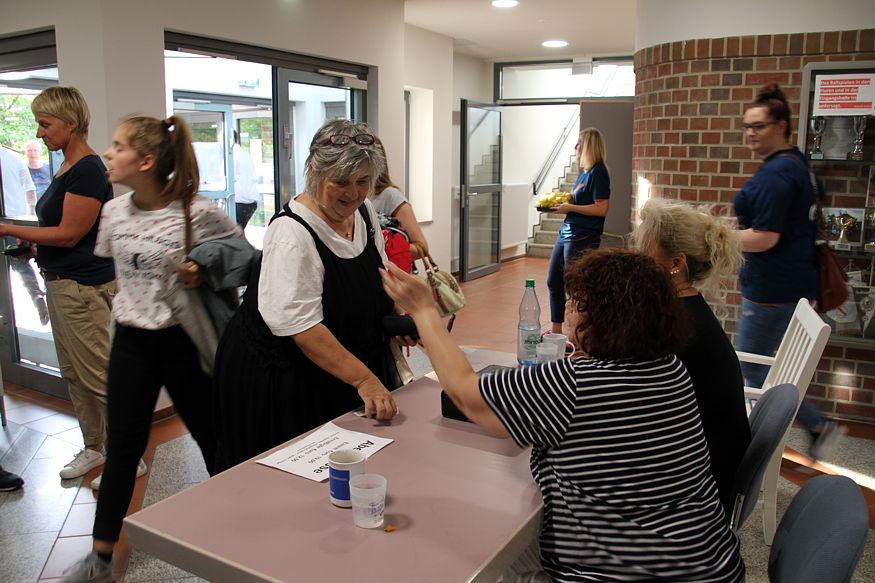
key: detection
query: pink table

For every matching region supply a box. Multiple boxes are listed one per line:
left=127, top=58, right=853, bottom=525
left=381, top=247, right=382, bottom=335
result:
left=124, top=350, right=543, bottom=582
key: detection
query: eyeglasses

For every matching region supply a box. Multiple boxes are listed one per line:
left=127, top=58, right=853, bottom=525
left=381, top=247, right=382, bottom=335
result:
left=325, top=134, right=376, bottom=146
left=741, top=121, right=778, bottom=133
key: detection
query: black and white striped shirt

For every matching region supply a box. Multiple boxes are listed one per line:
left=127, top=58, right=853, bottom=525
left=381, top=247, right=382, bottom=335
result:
left=480, top=355, right=744, bottom=582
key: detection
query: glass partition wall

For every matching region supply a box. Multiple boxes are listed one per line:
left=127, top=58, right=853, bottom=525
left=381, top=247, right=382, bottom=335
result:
left=163, top=35, right=368, bottom=249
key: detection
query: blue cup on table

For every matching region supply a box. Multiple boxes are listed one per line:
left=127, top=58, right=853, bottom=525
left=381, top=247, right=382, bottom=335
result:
left=328, top=449, right=366, bottom=507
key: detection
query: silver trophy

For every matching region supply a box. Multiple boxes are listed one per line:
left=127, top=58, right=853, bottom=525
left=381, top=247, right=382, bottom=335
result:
left=847, top=116, right=867, bottom=161
left=809, top=116, right=826, bottom=160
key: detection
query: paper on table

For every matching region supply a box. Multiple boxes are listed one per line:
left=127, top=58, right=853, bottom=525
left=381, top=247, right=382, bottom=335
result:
left=256, top=422, right=393, bottom=482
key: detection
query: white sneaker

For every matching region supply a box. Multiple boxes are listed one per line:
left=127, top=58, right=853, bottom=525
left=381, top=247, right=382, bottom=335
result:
left=810, top=421, right=848, bottom=460
left=59, top=552, right=113, bottom=583
left=60, top=449, right=106, bottom=479
left=90, top=459, right=148, bottom=491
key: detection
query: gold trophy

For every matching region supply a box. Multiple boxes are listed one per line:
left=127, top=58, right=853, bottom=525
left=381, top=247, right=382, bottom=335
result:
left=809, top=116, right=826, bottom=160
left=847, top=116, right=867, bottom=161
left=833, top=212, right=858, bottom=250
left=865, top=208, right=875, bottom=252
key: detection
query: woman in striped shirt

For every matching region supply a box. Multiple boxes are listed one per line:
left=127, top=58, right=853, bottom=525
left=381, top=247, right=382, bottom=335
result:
left=381, top=249, right=744, bottom=582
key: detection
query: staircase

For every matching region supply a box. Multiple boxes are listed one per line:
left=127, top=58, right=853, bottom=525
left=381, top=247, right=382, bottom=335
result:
left=527, top=155, right=579, bottom=258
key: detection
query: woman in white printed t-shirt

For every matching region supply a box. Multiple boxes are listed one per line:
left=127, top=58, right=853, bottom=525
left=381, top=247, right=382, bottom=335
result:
left=59, top=115, right=239, bottom=583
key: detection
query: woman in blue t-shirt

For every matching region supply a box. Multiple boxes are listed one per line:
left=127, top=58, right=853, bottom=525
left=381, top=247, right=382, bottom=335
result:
left=733, top=83, right=845, bottom=459
left=0, top=87, right=116, bottom=481
left=546, top=127, right=610, bottom=334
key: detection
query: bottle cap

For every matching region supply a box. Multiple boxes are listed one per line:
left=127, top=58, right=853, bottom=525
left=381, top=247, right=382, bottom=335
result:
left=525, top=278, right=535, bottom=287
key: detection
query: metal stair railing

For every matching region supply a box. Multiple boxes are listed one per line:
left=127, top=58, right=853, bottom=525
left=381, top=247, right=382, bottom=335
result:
left=531, top=108, right=580, bottom=196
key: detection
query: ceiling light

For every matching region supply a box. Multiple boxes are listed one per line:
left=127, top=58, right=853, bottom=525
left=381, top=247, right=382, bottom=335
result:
left=492, top=0, right=519, bottom=7
left=542, top=40, right=568, bottom=48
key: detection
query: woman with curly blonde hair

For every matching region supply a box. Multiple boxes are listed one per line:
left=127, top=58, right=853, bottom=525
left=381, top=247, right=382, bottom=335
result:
left=634, top=197, right=750, bottom=512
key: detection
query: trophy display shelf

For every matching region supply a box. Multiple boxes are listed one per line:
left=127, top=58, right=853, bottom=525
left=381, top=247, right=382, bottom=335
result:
left=798, top=61, right=875, bottom=166
left=823, top=250, right=875, bottom=348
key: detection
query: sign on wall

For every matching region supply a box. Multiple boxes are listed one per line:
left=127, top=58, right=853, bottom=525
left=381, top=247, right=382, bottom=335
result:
left=813, top=73, right=875, bottom=116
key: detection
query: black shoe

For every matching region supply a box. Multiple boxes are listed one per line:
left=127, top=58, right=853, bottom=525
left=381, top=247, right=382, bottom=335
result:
left=0, top=466, right=24, bottom=491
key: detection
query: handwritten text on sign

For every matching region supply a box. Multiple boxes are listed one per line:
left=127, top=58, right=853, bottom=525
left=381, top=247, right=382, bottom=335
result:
left=256, top=422, right=393, bottom=482
left=813, top=73, right=875, bottom=116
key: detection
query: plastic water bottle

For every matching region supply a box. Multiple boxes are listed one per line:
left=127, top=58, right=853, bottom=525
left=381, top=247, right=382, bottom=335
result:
left=517, top=278, right=541, bottom=365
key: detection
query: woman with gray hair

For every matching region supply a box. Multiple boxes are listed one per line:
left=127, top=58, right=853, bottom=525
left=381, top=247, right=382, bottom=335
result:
left=213, top=119, right=400, bottom=471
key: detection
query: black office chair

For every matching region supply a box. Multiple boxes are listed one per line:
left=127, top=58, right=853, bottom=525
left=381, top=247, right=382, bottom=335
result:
left=728, top=383, right=798, bottom=532
left=768, top=474, right=868, bottom=583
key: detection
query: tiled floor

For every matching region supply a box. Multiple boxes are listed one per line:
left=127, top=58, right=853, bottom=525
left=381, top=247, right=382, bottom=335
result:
left=0, top=256, right=873, bottom=581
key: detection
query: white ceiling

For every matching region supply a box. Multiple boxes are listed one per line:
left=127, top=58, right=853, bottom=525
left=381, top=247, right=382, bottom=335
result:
left=404, top=0, right=637, bottom=61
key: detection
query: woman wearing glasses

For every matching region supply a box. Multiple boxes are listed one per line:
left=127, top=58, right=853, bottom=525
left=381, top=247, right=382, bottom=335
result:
left=213, top=119, right=400, bottom=471
left=734, top=84, right=844, bottom=458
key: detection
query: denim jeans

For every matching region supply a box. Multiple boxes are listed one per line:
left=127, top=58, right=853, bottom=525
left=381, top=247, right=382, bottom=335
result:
left=735, top=297, right=824, bottom=434
left=546, top=234, right=599, bottom=324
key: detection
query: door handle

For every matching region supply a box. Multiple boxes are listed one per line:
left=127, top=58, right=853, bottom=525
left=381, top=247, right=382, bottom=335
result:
left=283, top=123, right=291, bottom=160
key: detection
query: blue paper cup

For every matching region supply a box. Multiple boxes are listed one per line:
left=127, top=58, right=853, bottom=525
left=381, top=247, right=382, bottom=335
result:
left=329, top=449, right=366, bottom=507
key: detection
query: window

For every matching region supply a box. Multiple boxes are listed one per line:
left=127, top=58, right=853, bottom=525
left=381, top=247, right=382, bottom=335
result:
left=495, top=58, right=635, bottom=102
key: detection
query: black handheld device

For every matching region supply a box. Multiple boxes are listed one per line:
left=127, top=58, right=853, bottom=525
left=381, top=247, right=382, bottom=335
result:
left=3, top=243, right=31, bottom=257
left=381, top=314, right=419, bottom=341
left=440, top=364, right=514, bottom=423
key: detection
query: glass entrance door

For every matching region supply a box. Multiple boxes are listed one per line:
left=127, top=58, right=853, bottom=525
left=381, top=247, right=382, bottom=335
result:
left=0, top=69, right=66, bottom=397
left=173, top=103, right=235, bottom=220
left=274, top=68, right=359, bottom=204
left=459, top=99, right=503, bottom=281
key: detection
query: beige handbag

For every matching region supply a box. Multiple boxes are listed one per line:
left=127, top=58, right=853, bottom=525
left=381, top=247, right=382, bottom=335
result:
left=414, top=254, right=465, bottom=318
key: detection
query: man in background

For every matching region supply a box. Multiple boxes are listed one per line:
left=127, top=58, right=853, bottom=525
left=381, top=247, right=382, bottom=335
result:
left=0, top=145, right=35, bottom=217
left=0, top=146, right=49, bottom=325
left=25, top=139, right=52, bottom=201
left=232, top=130, right=259, bottom=230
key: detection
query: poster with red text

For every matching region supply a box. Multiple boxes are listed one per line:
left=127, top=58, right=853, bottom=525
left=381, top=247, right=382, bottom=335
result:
left=813, top=73, right=875, bottom=116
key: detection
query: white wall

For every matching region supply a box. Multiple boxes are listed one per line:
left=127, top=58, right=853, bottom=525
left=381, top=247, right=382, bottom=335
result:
left=637, top=0, right=875, bottom=49
left=503, top=105, right=579, bottom=185
left=501, top=104, right=579, bottom=258
left=402, top=25, right=454, bottom=270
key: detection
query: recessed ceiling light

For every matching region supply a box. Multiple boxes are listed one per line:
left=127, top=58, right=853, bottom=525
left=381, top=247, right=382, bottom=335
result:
left=542, top=40, right=569, bottom=48
left=492, top=0, right=519, bottom=8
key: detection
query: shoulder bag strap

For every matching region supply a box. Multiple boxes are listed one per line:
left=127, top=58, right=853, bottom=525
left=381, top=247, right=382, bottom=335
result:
left=776, top=152, right=829, bottom=240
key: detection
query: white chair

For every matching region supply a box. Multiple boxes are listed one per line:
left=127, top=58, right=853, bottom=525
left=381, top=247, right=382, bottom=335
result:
left=735, top=298, right=831, bottom=546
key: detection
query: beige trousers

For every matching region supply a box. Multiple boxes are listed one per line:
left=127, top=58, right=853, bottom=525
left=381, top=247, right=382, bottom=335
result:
left=45, top=278, right=116, bottom=448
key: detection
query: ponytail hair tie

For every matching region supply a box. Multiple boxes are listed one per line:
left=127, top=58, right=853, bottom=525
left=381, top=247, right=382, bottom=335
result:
left=164, top=118, right=175, bottom=132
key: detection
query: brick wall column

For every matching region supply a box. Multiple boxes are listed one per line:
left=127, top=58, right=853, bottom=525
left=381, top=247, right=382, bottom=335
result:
left=632, top=29, right=875, bottom=422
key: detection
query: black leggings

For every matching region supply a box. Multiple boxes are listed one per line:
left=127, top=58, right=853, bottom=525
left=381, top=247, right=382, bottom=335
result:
left=92, top=324, right=216, bottom=542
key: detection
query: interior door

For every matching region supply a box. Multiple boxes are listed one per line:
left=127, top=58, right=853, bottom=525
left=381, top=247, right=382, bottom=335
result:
left=460, top=99, right=502, bottom=281
left=173, top=103, right=236, bottom=221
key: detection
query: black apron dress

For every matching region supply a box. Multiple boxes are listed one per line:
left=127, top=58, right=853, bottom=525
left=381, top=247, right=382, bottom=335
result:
left=213, top=203, right=397, bottom=472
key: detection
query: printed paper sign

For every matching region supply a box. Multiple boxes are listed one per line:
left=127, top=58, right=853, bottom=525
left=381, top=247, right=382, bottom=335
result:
left=813, top=73, right=875, bottom=116
left=256, top=422, right=393, bottom=482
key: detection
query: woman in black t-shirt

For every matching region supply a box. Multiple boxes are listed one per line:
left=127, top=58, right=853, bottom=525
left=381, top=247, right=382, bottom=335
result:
left=0, top=87, right=117, bottom=482
left=634, top=197, right=750, bottom=513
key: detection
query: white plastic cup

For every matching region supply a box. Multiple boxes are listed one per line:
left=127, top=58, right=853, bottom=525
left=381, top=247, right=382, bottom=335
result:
left=328, top=449, right=366, bottom=508
left=350, top=473, right=387, bottom=529
left=536, top=343, right=560, bottom=363
left=542, top=333, right=569, bottom=358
